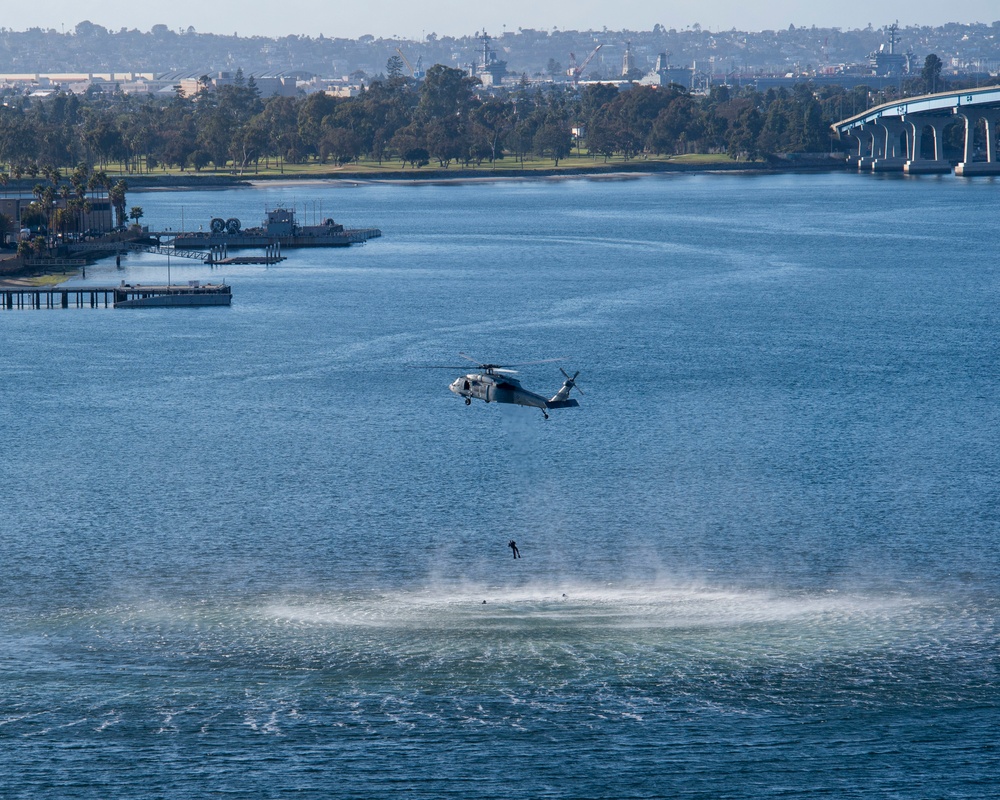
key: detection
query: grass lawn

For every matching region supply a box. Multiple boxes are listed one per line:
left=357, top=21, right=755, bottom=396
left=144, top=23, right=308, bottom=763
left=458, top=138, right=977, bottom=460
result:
left=0, top=270, right=79, bottom=287
left=77, top=152, right=739, bottom=180
left=27, top=271, right=79, bottom=286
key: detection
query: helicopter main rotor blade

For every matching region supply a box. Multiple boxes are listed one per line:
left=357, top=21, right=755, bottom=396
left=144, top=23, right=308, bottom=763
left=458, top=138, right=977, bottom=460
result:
left=454, top=353, right=569, bottom=373
left=458, top=355, right=567, bottom=368
left=501, top=357, right=567, bottom=367
left=411, top=365, right=521, bottom=373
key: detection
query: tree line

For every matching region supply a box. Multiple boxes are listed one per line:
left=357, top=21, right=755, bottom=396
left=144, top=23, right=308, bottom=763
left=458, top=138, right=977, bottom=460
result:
left=0, top=61, right=950, bottom=180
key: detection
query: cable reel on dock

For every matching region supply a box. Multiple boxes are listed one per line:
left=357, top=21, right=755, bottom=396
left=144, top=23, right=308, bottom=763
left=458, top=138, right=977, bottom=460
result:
left=209, top=217, right=242, bottom=235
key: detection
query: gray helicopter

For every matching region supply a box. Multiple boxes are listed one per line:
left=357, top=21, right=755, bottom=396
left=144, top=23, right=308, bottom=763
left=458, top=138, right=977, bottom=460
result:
left=435, top=354, right=582, bottom=419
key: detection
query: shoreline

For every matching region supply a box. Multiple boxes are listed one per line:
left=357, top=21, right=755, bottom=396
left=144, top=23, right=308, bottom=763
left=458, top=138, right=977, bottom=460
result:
left=1, top=157, right=847, bottom=192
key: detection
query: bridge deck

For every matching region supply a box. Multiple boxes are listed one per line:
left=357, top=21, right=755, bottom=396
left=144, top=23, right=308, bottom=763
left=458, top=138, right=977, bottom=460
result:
left=833, top=84, right=1000, bottom=134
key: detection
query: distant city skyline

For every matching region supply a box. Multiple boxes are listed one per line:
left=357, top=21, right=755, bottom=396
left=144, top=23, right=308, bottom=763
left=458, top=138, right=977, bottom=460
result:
left=3, top=1, right=999, bottom=40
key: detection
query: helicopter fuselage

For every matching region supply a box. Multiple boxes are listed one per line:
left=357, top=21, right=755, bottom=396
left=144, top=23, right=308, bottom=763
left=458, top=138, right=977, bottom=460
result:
left=449, top=372, right=550, bottom=411
left=448, top=369, right=580, bottom=419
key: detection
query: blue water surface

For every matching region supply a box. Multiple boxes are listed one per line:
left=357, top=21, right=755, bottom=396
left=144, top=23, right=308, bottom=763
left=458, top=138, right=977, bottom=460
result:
left=1, top=172, right=998, bottom=798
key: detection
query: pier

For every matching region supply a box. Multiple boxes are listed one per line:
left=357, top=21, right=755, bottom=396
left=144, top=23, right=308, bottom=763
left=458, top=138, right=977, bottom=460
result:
left=2, top=283, right=232, bottom=310
left=68, top=240, right=285, bottom=265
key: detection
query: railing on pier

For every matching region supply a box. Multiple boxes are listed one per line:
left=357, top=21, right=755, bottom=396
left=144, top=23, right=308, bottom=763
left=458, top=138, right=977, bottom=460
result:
left=24, top=257, right=89, bottom=268
left=67, top=240, right=282, bottom=264
left=69, top=241, right=213, bottom=262
left=2, top=283, right=231, bottom=310
left=2, top=286, right=116, bottom=310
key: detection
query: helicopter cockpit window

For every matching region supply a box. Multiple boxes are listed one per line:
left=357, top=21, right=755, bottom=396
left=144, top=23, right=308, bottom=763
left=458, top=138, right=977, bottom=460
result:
left=464, top=380, right=471, bottom=390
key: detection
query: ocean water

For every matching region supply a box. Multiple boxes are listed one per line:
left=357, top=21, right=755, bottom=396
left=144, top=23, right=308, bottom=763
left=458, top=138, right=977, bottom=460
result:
left=1, top=172, right=998, bottom=798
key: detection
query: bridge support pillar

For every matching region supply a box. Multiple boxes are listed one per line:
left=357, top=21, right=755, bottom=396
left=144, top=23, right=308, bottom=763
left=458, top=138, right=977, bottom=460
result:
left=847, top=131, right=871, bottom=168
left=903, top=115, right=953, bottom=174
left=984, top=111, right=1000, bottom=162
left=956, top=110, right=1000, bottom=175
left=851, top=125, right=877, bottom=170
left=855, top=123, right=881, bottom=169
left=955, top=111, right=1000, bottom=177
left=872, top=119, right=908, bottom=171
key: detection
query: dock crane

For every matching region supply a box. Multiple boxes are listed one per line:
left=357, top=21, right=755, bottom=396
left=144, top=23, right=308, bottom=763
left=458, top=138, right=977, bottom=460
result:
left=395, top=47, right=424, bottom=79
left=567, top=44, right=603, bottom=83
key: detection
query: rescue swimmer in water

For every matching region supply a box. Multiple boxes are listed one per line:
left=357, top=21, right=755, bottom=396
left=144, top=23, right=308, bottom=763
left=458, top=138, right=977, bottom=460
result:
left=433, top=354, right=583, bottom=419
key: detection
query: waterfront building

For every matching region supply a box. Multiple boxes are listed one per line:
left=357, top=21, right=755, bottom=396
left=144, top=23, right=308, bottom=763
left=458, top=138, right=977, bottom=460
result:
left=0, top=195, right=113, bottom=243
left=176, top=72, right=297, bottom=98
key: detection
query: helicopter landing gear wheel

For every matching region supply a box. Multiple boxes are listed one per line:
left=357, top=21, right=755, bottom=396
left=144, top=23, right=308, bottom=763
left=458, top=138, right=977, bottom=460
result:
left=465, top=398, right=471, bottom=405
left=542, top=411, right=549, bottom=420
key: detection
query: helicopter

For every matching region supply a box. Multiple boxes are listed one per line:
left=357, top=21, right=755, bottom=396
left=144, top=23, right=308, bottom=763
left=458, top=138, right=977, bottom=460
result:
left=431, top=354, right=582, bottom=419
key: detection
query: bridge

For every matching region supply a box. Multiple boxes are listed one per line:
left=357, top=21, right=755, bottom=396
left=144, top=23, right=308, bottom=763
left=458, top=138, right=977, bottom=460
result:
left=832, top=85, right=1000, bottom=175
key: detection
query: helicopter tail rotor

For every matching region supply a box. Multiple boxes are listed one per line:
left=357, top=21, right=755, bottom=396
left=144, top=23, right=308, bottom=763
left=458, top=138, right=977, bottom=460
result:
left=547, top=369, right=582, bottom=408
left=559, top=368, right=584, bottom=396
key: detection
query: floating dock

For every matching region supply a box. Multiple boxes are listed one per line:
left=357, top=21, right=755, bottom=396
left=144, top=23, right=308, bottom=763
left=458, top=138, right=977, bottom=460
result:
left=170, top=208, right=381, bottom=251
left=2, top=283, right=231, bottom=309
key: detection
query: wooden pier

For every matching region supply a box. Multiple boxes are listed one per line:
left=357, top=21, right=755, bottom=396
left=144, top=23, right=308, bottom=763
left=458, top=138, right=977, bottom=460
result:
left=2, top=283, right=232, bottom=310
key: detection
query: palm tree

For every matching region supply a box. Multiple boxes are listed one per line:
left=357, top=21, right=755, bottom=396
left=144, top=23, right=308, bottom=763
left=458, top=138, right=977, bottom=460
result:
left=109, top=179, right=128, bottom=229
left=71, top=163, right=91, bottom=233
left=129, top=206, right=144, bottom=227
left=31, top=183, right=49, bottom=232
left=59, top=185, right=71, bottom=235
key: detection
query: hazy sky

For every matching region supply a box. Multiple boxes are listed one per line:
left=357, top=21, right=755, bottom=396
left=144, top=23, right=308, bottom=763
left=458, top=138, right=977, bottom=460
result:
left=6, top=1, right=999, bottom=39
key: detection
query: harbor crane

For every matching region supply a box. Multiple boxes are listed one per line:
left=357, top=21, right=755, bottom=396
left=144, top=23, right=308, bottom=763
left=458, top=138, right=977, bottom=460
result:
left=567, top=44, right=603, bottom=83
left=395, top=47, right=424, bottom=79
